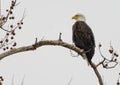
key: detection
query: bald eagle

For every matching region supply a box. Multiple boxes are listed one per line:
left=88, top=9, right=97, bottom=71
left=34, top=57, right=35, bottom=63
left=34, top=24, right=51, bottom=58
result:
left=72, top=13, right=95, bottom=64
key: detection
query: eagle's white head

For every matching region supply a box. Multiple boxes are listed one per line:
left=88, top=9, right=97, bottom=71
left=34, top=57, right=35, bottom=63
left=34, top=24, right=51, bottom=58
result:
left=72, top=13, right=86, bottom=22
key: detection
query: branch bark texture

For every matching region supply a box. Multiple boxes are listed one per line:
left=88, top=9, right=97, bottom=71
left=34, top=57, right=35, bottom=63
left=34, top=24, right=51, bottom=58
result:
left=0, top=40, right=103, bottom=85
left=0, top=40, right=85, bottom=60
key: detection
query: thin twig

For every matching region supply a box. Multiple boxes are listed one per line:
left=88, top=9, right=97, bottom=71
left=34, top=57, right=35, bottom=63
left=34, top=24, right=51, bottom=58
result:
left=58, top=32, right=62, bottom=41
left=0, top=27, right=12, bottom=32
left=105, top=62, right=118, bottom=69
left=67, top=77, right=72, bottom=85
left=12, top=74, right=14, bottom=85
left=21, top=75, right=25, bottom=85
left=98, top=45, right=111, bottom=61
left=96, top=59, right=105, bottom=67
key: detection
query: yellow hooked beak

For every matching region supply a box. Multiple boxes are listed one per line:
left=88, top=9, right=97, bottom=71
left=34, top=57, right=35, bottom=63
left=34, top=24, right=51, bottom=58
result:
left=72, top=15, right=77, bottom=19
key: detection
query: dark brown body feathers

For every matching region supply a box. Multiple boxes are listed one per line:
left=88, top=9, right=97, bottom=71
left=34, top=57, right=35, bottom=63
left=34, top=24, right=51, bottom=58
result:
left=72, top=21, right=95, bottom=64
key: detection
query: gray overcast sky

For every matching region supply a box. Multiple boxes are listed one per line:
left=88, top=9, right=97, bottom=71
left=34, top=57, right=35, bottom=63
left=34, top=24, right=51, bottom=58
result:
left=0, top=0, right=120, bottom=85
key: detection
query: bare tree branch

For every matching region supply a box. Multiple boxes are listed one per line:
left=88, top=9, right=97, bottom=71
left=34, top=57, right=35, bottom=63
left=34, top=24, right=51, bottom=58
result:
left=91, top=62, right=103, bottom=85
left=0, top=39, right=103, bottom=85
left=0, top=40, right=85, bottom=60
